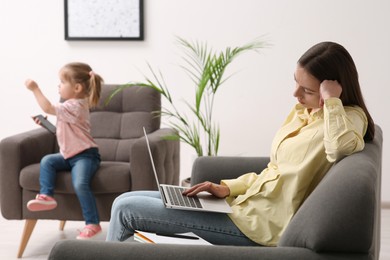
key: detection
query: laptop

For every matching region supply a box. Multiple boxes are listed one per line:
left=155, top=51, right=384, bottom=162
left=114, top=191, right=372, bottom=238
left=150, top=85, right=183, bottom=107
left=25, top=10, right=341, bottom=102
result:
left=143, top=127, right=232, bottom=213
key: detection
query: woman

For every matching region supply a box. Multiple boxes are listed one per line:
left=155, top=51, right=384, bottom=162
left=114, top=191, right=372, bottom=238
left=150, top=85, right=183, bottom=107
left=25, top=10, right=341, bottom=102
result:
left=106, top=42, right=375, bottom=246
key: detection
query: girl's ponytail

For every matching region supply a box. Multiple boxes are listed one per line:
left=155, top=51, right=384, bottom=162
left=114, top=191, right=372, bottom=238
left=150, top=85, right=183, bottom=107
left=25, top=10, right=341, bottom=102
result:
left=88, top=71, right=103, bottom=108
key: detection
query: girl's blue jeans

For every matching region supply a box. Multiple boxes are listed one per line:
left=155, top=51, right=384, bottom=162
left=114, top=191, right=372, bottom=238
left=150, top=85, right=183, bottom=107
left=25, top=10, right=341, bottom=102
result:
left=39, top=148, right=101, bottom=225
left=106, top=191, right=258, bottom=246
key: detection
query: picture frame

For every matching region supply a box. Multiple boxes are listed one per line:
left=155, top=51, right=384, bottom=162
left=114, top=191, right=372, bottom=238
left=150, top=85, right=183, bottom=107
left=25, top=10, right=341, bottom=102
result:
left=64, top=0, right=144, bottom=41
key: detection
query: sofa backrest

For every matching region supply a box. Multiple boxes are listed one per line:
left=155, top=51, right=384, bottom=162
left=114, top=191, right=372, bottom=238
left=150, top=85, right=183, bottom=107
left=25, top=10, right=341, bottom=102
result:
left=90, top=84, right=161, bottom=162
left=279, top=125, right=382, bottom=259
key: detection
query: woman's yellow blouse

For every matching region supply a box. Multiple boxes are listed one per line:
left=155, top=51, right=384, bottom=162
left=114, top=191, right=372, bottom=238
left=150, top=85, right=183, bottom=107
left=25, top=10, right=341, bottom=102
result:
left=222, top=98, right=368, bottom=246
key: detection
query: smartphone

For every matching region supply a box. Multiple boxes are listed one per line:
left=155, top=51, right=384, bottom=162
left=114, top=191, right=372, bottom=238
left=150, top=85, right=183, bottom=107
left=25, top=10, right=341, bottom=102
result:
left=33, top=114, right=56, bottom=134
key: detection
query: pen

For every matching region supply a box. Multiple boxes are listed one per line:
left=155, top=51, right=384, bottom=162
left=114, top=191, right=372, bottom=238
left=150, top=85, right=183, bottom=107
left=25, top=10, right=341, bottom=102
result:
left=135, top=232, right=155, bottom=244
left=155, top=233, right=199, bottom=240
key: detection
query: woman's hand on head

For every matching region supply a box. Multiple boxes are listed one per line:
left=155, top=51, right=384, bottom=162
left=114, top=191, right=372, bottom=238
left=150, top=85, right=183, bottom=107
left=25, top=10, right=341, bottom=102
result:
left=25, top=79, right=39, bottom=91
left=182, top=181, right=230, bottom=198
left=319, top=80, right=343, bottom=106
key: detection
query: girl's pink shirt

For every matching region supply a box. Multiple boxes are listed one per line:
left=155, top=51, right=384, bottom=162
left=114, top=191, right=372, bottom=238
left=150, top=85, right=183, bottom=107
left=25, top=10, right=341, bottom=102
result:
left=54, top=98, right=97, bottom=159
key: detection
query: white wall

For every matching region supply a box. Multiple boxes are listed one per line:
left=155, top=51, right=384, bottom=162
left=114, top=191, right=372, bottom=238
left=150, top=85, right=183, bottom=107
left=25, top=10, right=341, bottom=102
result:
left=1, top=0, right=389, bottom=202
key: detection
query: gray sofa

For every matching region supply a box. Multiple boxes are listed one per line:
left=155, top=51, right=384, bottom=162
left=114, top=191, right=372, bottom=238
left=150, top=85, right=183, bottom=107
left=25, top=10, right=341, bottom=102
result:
left=48, top=125, right=383, bottom=260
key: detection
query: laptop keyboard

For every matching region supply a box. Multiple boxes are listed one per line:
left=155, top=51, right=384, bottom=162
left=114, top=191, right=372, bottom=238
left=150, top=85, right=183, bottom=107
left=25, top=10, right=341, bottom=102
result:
left=166, top=186, right=203, bottom=209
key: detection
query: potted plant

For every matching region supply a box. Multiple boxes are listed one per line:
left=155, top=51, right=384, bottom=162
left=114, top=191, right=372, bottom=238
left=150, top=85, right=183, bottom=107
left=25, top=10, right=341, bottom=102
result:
left=108, top=37, right=267, bottom=157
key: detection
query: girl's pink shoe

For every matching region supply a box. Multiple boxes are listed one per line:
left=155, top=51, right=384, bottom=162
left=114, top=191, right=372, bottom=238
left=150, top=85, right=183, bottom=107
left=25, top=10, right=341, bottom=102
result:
left=77, top=224, right=102, bottom=240
left=27, top=194, right=57, bottom=211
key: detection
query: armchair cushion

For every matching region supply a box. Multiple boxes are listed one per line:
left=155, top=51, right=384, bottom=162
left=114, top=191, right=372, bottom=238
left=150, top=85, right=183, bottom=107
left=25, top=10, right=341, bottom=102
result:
left=91, top=84, right=161, bottom=162
left=20, top=161, right=131, bottom=194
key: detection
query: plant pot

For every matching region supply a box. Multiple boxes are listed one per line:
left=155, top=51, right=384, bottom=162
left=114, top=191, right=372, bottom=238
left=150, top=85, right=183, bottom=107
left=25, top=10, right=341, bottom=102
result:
left=181, top=177, right=191, bottom=187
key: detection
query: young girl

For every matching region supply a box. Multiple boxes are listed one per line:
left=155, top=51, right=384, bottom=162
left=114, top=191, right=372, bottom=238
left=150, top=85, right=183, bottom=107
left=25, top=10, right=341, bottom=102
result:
left=25, top=62, right=104, bottom=240
left=106, top=42, right=375, bottom=246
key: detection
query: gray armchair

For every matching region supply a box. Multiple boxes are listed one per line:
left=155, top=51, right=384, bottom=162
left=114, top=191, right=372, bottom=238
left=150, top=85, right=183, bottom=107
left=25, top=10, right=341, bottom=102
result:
left=49, top=125, right=382, bottom=260
left=0, top=84, right=180, bottom=258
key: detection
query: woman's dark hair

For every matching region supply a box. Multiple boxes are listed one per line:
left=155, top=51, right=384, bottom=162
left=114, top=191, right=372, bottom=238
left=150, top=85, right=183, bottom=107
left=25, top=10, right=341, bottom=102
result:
left=298, top=42, right=374, bottom=141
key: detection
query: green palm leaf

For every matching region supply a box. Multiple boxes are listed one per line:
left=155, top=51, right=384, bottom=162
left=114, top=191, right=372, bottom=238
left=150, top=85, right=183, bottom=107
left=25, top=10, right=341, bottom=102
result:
left=107, top=37, right=268, bottom=157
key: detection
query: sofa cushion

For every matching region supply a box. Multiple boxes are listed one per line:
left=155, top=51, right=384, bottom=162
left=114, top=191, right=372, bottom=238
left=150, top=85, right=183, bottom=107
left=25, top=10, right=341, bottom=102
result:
left=90, top=84, right=161, bottom=162
left=20, top=161, right=131, bottom=194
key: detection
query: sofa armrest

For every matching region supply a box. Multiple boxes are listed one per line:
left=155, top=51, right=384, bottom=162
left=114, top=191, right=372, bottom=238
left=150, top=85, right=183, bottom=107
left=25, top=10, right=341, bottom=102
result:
left=0, top=128, right=57, bottom=219
left=191, top=156, right=270, bottom=185
left=130, top=128, right=180, bottom=190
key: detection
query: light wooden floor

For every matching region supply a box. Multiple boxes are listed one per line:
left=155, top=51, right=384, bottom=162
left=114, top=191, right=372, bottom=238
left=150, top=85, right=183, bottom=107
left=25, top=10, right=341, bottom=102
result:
left=0, top=209, right=389, bottom=259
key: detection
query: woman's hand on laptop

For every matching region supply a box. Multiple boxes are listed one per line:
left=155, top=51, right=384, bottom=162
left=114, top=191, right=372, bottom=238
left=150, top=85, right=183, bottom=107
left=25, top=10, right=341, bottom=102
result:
left=183, top=182, right=230, bottom=198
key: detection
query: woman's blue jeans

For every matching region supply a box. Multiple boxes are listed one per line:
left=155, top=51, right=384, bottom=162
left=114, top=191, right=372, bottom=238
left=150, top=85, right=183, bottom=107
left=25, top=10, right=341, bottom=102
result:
left=39, top=148, right=101, bottom=225
left=106, top=191, right=258, bottom=246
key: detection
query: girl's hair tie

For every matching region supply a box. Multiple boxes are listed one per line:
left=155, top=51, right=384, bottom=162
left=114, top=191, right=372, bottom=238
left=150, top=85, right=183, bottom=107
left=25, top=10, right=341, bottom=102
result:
left=89, top=71, right=95, bottom=77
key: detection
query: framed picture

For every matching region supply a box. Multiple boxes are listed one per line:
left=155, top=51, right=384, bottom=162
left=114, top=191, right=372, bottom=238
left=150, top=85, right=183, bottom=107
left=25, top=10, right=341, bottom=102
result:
left=64, top=0, right=144, bottom=41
